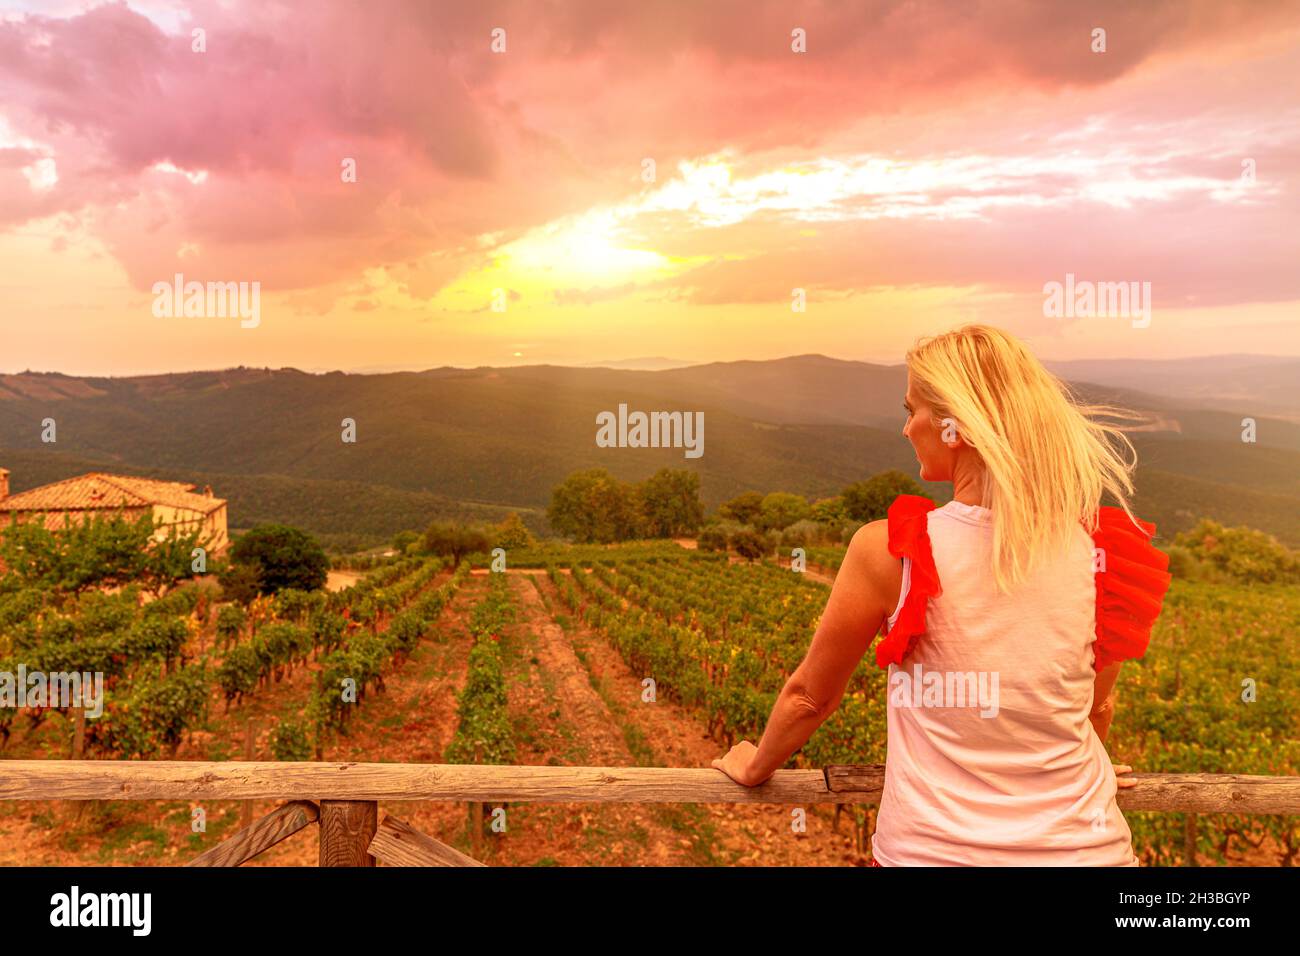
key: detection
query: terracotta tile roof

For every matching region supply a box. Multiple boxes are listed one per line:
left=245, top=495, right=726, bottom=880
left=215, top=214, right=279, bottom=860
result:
left=19, top=511, right=146, bottom=533
left=1, top=472, right=225, bottom=516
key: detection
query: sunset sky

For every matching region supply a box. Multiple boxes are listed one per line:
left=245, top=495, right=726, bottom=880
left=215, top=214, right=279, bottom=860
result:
left=1, top=0, right=1298, bottom=375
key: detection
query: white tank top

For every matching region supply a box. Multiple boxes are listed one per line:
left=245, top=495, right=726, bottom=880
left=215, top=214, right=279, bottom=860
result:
left=871, top=500, right=1139, bottom=866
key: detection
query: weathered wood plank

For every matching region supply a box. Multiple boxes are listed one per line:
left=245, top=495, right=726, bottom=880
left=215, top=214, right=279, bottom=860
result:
left=824, top=765, right=1300, bottom=815
left=368, top=815, right=486, bottom=867
left=319, top=800, right=377, bottom=867
left=240, top=719, right=257, bottom=828
left=186, top=800, right=319, bottom=867
left=0, top=762, right=1297, bottom=814
left=1111, top=773, right=1300, bottom=814
left=0, top=762, right=847, bottom=803
left=822, top=765, right=885, bottom=796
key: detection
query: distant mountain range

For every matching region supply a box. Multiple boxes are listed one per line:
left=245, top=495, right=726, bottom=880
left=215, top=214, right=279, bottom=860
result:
left=580, top=357, right=695, bottom=370
left=1042, top=355, right=1300, bottom=422
left=1, top=354, right=1296, bottom=549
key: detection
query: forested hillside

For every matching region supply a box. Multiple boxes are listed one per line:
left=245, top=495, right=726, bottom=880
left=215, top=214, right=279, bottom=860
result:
left=2, top=357, right=1296, bottom=548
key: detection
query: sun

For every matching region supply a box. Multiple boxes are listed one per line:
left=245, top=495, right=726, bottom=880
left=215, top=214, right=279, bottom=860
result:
left=500, top=211, right=668, bottom=286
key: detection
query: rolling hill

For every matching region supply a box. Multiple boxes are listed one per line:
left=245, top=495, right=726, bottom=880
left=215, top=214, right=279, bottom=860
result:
left=1044, top=355, right=1300, bottom=422
left=0, top=356, right=1296, bottom=548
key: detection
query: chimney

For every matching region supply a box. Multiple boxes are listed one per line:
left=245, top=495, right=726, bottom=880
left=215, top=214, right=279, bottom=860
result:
left=0, top=468, right=8, bottom=502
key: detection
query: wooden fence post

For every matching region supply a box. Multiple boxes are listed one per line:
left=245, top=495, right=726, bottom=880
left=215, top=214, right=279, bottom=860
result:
left=241, top=719, right=257, bottom=828
left=319, top=800, right=378, bottom=867
left=71, top=708, right=88, bottom=822
left=71, top=707, right=85, bottom=760
left=471, top=801, right=484, bottom=858
left=470, top=745, right=483, bottom=857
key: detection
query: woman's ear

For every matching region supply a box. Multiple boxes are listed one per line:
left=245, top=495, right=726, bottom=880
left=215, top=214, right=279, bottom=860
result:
left=938, top=416, right=964, bottom=448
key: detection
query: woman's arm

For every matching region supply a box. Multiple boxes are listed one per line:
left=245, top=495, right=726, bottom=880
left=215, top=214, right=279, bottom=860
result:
left=712, top=520, right=901, bottom=786
left=1090, top=662, right=1137, bottom=788
left=1089, top=661, right=1122, bottom=745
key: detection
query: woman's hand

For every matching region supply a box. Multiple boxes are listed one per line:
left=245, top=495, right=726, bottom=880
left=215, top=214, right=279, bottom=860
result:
left=1113, top=763, right=1137, bottom=789
left=712, top=740, right=768, bottom=787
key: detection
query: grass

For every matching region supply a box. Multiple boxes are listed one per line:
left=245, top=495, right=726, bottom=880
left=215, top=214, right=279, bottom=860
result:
left=96, top=821, right=169, bottom=862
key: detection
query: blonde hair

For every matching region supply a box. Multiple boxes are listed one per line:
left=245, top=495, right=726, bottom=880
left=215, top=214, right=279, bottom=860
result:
left=905, top=324, right=1146, bottom=594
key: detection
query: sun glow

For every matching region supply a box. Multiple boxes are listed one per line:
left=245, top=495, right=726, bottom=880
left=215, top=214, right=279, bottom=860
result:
left=432, top=130, right=1289, bottom=319
left=499, top=210, right=669, bottom=285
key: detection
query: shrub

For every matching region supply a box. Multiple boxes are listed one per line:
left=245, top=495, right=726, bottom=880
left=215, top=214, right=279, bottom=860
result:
left=1172, top=519, right=1300, bottom=585
left=391, top=530, right=420, bottom=553
left=217, top=563, right=261, bottom=606
left=697, top=527, right=729, bottom=552
left=779, top=519, right=823, bottom=550
left=273, top=588, right=324, bottom=624
left=1164, top=545, right=1200, bottom=581
left=493, top=512, right=537, bottom=551
left=731, top=529, right=769, bottom=562
left=270, top=719, right=313, bottom=761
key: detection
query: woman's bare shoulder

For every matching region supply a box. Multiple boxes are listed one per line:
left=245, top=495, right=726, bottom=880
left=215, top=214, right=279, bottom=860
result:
left=845, top=520, right=902, bottom=602
left=848, top=519, right=889, bottom=555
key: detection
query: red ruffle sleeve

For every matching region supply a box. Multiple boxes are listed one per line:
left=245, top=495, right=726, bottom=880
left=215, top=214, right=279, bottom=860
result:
left=1090, top=506, right=1172, bottom=672
left=875, top=494, right=940, bottom=670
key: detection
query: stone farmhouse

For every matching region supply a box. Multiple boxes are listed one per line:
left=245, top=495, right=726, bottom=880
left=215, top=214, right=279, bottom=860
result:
left=0, top=467, right=229, bottom=557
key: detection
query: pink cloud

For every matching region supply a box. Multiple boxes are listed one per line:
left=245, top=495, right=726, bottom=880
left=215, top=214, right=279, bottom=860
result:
left=0, top=0, right=1296, bottom=309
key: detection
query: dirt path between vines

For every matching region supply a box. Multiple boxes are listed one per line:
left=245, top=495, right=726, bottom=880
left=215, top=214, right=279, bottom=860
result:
left=246, top=574, right=484, bottom=865
left=434, top=573, right=701, bottom=865
left=526, top=571, right=871, bottom=866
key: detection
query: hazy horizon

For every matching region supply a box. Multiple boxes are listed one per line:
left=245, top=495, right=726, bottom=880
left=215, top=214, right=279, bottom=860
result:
left=4, top=350, right=1300, bottom=381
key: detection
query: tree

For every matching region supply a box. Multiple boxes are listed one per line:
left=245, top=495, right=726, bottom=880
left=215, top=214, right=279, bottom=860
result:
left=227, top=524, right=329, bottom=596
left=140, top=524, right=208, bottom=598
left=731, top=529, right=769, bottom=562
left=391, top=530, right=420, bottom=554
left=217, top=562, right=262, bottom=605
left=636, top=469, right=704, bottom=538
left=422, top=522, right=492, bottom=564
left=0, top=510, right=200, bottom=601
left=810, top=496, right=848, bottom=525
left=493, top=513, right=536, bottom=551
left=718, top=491, right=764, bottom=526
left=547, top=469, right=641, bottom=543
left=697, top=526, right=729, bottom=552
left=780, top=520, right=821, bottom=550
left=841, top=470, right=924, bottom=523
left=758, top=492, right=810, bottom=532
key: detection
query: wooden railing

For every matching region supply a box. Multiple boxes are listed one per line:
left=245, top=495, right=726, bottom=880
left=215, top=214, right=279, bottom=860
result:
left=2, top=761, right=1297, bottom=866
